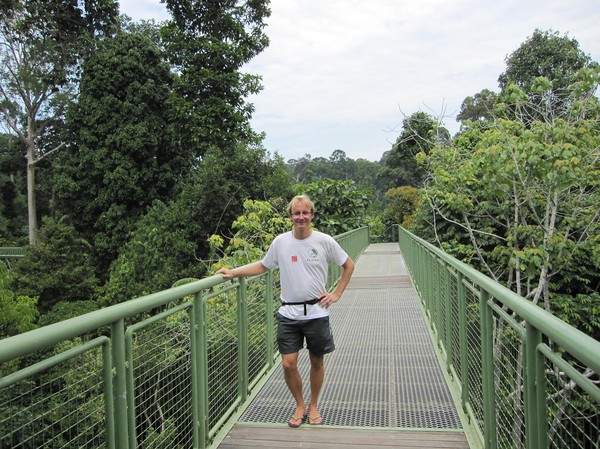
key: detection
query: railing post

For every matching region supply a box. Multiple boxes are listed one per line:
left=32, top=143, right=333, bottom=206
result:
left=444, top=264, right=453, bottom=372
left=457, top=272, right=469, bottom=413
left=194, top=291, right=209, bottom=449
left=238, top=277, right=249, bottom=403
left=103, top=341, right=116, bottom=449
left=479, top=291, right=497, bottom=449
left=265, top=270, right=275, bottom=368
left=431, top=256, right=439, bottom=333
left=524, top=323, right=545, bottom=449
left=111, top=319, right=130, bottom=449
left=190, top=300, right=200, bottom=448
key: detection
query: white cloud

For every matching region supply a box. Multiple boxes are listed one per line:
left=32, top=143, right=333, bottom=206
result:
left=119, top=0, right=169, bottom=21
left=119, top=0, right=600, bottom=161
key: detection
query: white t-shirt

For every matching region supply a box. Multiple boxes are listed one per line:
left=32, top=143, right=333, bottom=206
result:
left=261, top=230, right=350, bottom=320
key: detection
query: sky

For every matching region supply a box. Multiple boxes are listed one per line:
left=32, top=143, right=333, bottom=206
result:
left=119, top=0, right=600, bottom=162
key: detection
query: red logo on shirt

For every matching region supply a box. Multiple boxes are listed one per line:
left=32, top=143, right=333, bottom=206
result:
left=291, top=255, right=298, bottom=262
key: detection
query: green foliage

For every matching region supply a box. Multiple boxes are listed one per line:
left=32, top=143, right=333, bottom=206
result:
left=0, top=0, right=120, bottom=245
left=377, top=112, right=450, bottom=191
left=499, top=29, right=596, bottom=94
left=457, top=88, right=498, bottom=124
left=498, top=29, right=598, bottom=123
left=285, top=150, right=381, bottom=191
left=0, top=134, right=27, bottom=243
left=299, top=179, right=370, bottom=236
left=210, top=198, right=290, bottom=270
left=10, top=216, right=100, bottom=313
left=420, top=68, right=600, bottom=314
left=162, top=0, right=270, bottom=158
left=37, top=299, right=99, bottom=327
left=384, top=186, right=421, bottom=229
left=0, top=262, right=38, bottom=338
left=54, top=30, right=183, bottom=271
left=101, top=200, right=198, bottom=305
left=553, top=293, right=600, bottom=340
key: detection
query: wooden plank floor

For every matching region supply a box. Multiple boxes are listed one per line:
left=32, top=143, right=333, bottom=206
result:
left=219, top=424, right=469, bottom=448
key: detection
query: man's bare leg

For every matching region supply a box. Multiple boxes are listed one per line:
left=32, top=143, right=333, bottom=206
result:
left=307, top=352, right=324, bottom=424
left=281, top=352, right=305, bottom=425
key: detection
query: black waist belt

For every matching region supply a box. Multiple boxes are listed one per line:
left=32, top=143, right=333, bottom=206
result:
left=281, top=298, right=320, bottom=315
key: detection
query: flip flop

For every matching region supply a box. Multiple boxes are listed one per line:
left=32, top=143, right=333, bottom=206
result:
left=287, top=415, right=304, bottom=428
left=307, top=415, right=323, bottom=425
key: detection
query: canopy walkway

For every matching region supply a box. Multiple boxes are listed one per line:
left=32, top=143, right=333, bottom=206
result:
left=218, top=242, right=470, bottom=448
left=0, top=227, right=598, bottom=449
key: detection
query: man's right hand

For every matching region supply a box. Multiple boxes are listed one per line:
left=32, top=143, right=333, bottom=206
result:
left=216, top=268, right=236, bottom=279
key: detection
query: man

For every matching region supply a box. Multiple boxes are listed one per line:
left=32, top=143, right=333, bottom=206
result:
left=217, top=195, right=355, bottom=427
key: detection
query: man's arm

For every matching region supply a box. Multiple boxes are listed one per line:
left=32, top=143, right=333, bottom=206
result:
left=319, top=257, right=355, bottom=308
left=216, top=262, right=268, bottom=280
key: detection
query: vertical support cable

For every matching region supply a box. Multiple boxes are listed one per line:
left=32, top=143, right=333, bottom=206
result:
left=480, top=290, right=497, bottom=449
left=111, top=319, right=129, bottom=449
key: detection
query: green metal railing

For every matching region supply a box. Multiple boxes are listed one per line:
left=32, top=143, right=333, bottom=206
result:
left=0, top=227, right=369, bottom=449
left=0, top=247, right=25, bottom=268
left=398, top=226, right=600, bottom=449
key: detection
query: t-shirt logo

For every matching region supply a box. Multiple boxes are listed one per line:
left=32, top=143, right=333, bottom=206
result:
left=291, top=255, right=298, bottom=262
left=307, top=249, right=319, bottom=262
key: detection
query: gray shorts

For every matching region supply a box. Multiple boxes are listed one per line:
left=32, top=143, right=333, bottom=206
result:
left=276, top=313, right=335, bottom=356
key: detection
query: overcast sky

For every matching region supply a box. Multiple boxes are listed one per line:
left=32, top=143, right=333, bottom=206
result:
left=119, top=0, right=600, bottom=162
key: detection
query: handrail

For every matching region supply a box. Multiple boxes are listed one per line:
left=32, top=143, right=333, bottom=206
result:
left=0, top=276, right=222, bottom=364
left=0, top=247, right=25, bottom=257
left=398, top=225, right=600, bottom=449
left=0, top=227, right=369, bottom=449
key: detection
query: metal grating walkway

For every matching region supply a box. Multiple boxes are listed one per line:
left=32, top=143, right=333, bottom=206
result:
left=239, top=243, right=462, bottom=429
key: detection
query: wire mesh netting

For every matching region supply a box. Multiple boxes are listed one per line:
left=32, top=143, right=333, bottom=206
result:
left=0, top=228, right=370, bottom=449
left=129, top=306, right=194, bottom=448
left=545, top=355, right=600, bottom=448
left=491, top=310, right=527, bottom=449
left=464, top=285, right=484, bottom=430
left=0, top=339, right=108, bottom=449
left=400, top=227, right=600, bottom=449
left=207, top=289, right=239, bottom=431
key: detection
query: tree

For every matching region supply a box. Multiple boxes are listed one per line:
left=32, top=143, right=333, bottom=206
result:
left=498, top=29, right=597, bottom=122
left=457, top=88, right=498, bottom=124
left=300, top=179, right=370, bottom=236
left=209, top=198, right=290, bottom=270
left=421, top=70, right=600, bottom=312
left=0, top=133, right=27, bottom=242
left=384, top=186, right=420, bottom=229
left=101, top=199, right=198, bottom=305
left=10, top=216, right=100, bottom=313
left=102, top=144, right=292, bottom=305
left=0, top=262, right=38, bottom=339
left=286, top=154, right=314, bottom=183
left=53, top=30, right=182, bottom=272
left=0, top=0, right=118, bottom=244
left=161, top=0, right=270, bottom=159
left=377, top=112, right=450, bottom=191
left=329, top=149, right=355, bottom=180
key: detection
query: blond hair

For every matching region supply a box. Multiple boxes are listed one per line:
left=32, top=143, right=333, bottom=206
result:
left=287, top=195, right=315, bottom=216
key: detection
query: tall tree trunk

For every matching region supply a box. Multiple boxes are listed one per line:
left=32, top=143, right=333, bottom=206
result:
left=27, top=141, right=37, bottom=245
